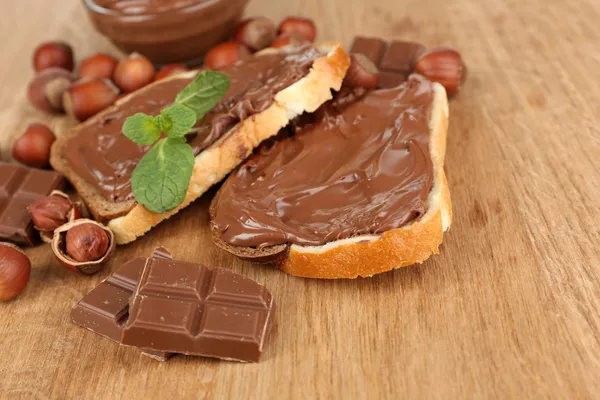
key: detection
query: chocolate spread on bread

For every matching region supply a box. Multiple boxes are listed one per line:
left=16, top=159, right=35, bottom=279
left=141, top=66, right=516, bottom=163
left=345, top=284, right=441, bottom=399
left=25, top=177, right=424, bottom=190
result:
left=64, top=44, right=322, bottom=202
left=211, top=75, right=435, bottom=248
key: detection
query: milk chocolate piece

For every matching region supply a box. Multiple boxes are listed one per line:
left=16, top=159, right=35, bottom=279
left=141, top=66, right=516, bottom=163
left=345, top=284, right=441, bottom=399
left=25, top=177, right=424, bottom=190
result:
left=71, top=248, right=173, bottom=361
left=0, top=162, right=65, bottom=245
left=121, top=256, right=275, bottom=362
left=380, top=41, right=426, bottom=75
left=350, top=37, right=425, bottom=88
left=349, top=37, right=387, bottom=65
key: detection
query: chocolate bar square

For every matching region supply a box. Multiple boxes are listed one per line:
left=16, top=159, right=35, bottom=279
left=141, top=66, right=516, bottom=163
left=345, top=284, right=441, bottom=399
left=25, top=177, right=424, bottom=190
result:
left=122, top=257, right=275, bottom=362
left=350, top=37, right=426, bottom=89
left=0, top=162, right=65, bottom=245
left=71, top=250, right=172, bottom=361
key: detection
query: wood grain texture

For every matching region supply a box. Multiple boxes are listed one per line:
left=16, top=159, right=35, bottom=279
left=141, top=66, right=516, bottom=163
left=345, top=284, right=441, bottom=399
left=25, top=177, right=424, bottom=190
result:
left=1, top=0, right=600, bottom=398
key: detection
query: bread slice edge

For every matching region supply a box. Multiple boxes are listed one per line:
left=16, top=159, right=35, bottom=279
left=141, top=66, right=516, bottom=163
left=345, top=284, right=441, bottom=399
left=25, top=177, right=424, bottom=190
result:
left=108, top=42, right=350, bottom=244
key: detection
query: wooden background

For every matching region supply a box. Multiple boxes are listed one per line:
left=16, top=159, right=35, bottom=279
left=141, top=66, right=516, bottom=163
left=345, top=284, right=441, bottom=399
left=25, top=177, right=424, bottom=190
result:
left=1, top=0, right=600, bottom=398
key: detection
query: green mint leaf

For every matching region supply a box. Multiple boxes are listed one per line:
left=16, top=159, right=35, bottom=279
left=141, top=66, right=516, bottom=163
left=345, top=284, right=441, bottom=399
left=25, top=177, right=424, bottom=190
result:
left=174, top=71, right=230, bottom=119
left=131, top=137, right=194, bottom=213
left=122, top=113, right=162, bottom=145
left=160, top=105, right=197, bottom=138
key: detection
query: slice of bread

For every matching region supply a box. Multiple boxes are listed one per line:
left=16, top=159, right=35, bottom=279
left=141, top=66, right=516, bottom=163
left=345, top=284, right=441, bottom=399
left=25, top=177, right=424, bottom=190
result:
left=50, top=43, right=350, bottom=244
left=209, top=82, right=451, bottom=279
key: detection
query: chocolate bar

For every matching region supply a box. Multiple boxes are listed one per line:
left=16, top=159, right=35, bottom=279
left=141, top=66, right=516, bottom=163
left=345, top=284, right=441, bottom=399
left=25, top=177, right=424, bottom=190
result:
left=0, top=162, right=65, bottom=245
left=71, top=249, right=172, bottom=361
left=121, top=255, right=275, bottom=362
left=350, top=37, right=425, bottom=89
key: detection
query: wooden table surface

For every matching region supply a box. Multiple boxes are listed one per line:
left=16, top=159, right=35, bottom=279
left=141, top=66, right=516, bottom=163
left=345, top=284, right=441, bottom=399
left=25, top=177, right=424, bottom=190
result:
left=2, top=0, right=600, bottom=398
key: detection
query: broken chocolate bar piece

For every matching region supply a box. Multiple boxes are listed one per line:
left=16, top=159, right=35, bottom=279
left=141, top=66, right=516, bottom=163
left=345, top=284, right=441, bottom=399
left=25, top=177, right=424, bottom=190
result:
left=0, top=162, right=65, bottom=245
left=350, top=37, right=425, bottom=88
left=121, top=256, right=275, bottom=362
left=71, top=248, right=173, bottom=361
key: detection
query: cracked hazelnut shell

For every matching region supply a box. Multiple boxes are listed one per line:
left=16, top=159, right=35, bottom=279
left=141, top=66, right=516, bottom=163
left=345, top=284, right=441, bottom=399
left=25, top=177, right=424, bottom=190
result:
left=52, top=219, right=115, bottom=275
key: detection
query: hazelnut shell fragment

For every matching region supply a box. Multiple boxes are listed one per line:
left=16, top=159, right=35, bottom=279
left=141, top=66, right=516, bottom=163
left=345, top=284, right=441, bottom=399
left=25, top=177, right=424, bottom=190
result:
left=52, top=219, right=115, bottom=275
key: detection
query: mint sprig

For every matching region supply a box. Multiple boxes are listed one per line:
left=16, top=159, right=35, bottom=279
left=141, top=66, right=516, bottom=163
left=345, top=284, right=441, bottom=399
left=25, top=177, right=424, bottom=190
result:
left=122, top=71, right=230, bottom=213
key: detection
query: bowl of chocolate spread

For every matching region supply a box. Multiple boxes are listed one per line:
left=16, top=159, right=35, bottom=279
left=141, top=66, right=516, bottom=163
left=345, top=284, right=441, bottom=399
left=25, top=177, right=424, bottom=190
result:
left=83, top=0, right=249, bottom=64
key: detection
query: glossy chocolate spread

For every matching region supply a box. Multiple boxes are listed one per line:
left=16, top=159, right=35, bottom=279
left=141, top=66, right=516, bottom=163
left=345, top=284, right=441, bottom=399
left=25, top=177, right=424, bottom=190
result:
left=211, top=75, right=435, bottom=248
left=65, top=44, right=322, bottom=202
left=97, top=0, right=205, bottom=14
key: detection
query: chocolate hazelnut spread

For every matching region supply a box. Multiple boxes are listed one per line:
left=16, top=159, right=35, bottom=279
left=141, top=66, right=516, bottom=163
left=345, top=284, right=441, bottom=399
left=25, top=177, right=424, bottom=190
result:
left=64, top=45, right=322, bottom=202
left=98, top=0, right=204, bottom=15
left=211, top=75, right=435, bottom=248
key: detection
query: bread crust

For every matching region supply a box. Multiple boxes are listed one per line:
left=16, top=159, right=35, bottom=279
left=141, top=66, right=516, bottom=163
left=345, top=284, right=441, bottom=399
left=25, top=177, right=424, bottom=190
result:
left=50, top=43, right=350, bottom=244
left=211, top=83, right=451, bottom=279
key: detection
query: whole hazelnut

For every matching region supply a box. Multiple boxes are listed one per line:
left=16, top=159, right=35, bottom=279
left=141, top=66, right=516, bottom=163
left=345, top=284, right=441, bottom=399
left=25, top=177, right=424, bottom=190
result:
left=27, top=192, right=78, bottom=234
left=113, top=53, right=156, bottom=93
left=234, top=17, right=277, bottom=52
left=52, top=219, right=115, bottom=274
left=27, top=68, right=77, bottom=113
left=343, top=53, right=380, bottom=89
left=204, top=41, right=250, bottom=70
left=0, top=243, right=31, bottom=301
left=63, top=78, right=120, bottom=121
left=278, top=17, right=317, bottom=43
left=155, top=64, right=189, bottom=81
left=270, top=32, right=307, bottom=48
left=32, top=41, right=74, bottom=72
left=78, top=53, right=119, bottom=79
left=66, top=223, right=109, bottom=262
left=414, top=48, right=465, bottom=97
left=12, top=123, right=56, bottom=169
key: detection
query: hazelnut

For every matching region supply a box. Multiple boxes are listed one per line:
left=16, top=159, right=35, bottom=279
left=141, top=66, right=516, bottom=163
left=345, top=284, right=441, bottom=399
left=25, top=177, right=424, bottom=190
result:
left=155, top=64, right=189, bottom=81
left=0, top=243, right=31, bottom=302
left=78, top=53, right=119, bottom=79
left=27, top=68, right=76, bottom=113
left=270, top=32, right=307, bottom=48
left=32, top=41, right=74, bottom=72
left=52, top=219, right=115, bottom=274
left=12, top=123, right=56, bottom=169
left=278, top=17, right=317, bottom=43
left=113, top=53, right=156, bottom=93
left=234, top=17, right=276, bottom=51
left=414, top=48, right=464, bottom=97
left=204, top=41, right=250, bottom=70
left=27, top=191, right=80, bottom=243
left=63, top=78, right=120, bottom=121
left=343, top=53, right=380, bottom=89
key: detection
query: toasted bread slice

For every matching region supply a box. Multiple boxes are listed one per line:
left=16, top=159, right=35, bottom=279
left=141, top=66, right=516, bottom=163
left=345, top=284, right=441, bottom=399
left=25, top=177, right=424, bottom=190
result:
left=50, top=43, right=350, bottom=244
left=210, top=82, right=451, bottom=279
